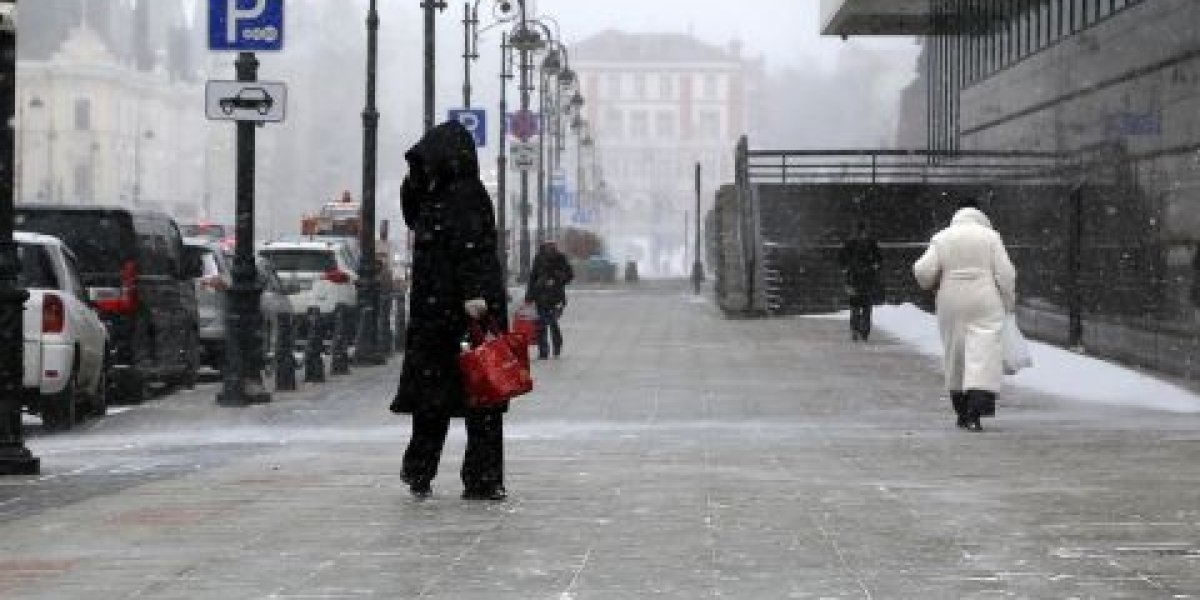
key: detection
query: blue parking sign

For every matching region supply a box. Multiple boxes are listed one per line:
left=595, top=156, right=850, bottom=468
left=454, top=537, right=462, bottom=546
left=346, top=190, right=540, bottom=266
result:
left=210, top=0, right=284, bottom=52
left=449, top=109, right=487, bottom=148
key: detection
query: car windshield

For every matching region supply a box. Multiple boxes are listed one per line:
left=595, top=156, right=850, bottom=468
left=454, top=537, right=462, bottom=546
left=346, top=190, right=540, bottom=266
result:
left=260, top=249, right=335, bottom=273
left=17, top=243, right=59, bottom=289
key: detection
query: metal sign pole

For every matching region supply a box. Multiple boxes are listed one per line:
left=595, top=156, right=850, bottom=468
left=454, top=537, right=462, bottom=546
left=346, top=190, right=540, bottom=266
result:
left=218, top=51, right=270, bottom=406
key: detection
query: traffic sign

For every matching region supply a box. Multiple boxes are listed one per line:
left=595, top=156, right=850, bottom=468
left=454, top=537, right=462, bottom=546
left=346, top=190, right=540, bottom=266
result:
left=449, top=109, right=487, bottom=148
left=205, top=80, right=287, bottom=123
left=209, top=0, right=284, bottom=51
left=509, top=110, right=539, bottom=141
left=510, top=142, right=536, bottom=171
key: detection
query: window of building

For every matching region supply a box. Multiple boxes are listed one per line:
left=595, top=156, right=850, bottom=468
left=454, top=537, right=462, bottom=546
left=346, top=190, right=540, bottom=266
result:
left=630, top=111, right=649, bottom=139
left=605, top=108, right=624, bottom=140
left=659, top=75, right=674, bottom=101
left=74, top=98, right=91, bottom=131
left=606, top=73, right=621, bottom=100
left=655, top=111, right=675, bottom=139
left=698, top=110, right=720, bottom=140
left=703, top=74, right=718, bottom=100
left=634, top=73, right=647, bottom=100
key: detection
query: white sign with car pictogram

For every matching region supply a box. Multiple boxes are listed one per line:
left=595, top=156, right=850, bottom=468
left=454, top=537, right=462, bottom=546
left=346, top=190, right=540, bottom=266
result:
left=205, top=80, right=287, bottom=123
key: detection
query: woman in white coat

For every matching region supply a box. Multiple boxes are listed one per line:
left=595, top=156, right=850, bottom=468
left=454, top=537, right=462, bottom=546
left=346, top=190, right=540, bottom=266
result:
left=913, top=207, right=1017, bottom=431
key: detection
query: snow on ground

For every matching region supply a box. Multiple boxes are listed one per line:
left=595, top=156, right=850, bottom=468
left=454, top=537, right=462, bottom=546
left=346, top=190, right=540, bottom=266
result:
left=810, top=304, right=1200, bottom=414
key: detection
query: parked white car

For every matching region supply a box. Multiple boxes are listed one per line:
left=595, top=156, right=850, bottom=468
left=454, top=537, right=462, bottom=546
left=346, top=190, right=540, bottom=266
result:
left=17, top=232, right=109, bottom=430
left=258, top=239, right=358, bottom=342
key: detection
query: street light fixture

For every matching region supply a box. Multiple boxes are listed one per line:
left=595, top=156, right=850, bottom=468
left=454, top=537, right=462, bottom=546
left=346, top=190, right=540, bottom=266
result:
left=356, top=0, right=385, bottom=365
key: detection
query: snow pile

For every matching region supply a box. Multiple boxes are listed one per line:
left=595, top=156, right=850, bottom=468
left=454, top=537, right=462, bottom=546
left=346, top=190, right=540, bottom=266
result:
left=834, top=304, right=1200, bottom=414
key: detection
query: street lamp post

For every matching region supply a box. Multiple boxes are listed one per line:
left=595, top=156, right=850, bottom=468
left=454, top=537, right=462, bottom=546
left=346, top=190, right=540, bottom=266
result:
left=536, top=47, right=561, bottom=247
left=692, top=162, right=704, bottom=294
left=356, top=0, right=384, bottom=366
left=132, top=128, right=153, bottom=208
left=497, top=32, right=512, bottom=280
left=579, top=129, right=592, bottom=228
left=511, top=1, right=540, bottom=281
left=564, top=88, right=583, bottom=236
left=0, top=0, right=38, bottom=475
left=422, top=0, right=447, bottom=132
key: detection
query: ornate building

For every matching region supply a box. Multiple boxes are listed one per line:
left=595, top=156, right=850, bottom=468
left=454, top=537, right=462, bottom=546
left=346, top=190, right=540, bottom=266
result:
left=574, top=31, right=762, bottom=276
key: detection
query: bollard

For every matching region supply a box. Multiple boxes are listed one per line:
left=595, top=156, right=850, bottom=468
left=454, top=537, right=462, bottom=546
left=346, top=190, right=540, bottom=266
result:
left=378, top=294, right=394, bottom=358
left=393, top=290, right=407, bottom=352
left=303, top=307, right=325, bottom=383
left=274, top=313, right=298, bottom=392
left=353, top=305, right=382, bottom=365
left=330, top=304, right=351, bottom=375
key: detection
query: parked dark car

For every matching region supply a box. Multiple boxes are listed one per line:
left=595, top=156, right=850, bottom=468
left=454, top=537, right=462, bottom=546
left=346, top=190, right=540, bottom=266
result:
left=15, top=206, right=203, bottom=403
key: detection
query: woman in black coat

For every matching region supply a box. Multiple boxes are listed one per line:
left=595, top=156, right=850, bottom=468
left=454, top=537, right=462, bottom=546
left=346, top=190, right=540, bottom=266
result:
left=390, top=120, right=509, bottom=500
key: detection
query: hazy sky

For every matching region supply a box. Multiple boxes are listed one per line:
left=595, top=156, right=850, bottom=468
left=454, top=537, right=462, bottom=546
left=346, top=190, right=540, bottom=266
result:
left=482, top=0, right=916, bottom=72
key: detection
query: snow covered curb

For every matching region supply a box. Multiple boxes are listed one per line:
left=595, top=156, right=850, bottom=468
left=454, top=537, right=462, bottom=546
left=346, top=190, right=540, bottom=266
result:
left=809, top=304, right=1200, bottom=414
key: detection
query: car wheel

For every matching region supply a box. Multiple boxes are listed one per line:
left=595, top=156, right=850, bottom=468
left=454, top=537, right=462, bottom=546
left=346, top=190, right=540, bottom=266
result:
left=118, top=370, right=150, bottom=405
left=91, top=352, right=109, bottom=417
left=42, top=370, right=79, bottom=432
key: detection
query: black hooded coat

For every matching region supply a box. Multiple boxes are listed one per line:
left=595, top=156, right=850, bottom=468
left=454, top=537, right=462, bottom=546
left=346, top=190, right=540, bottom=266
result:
left=391, top=121, right=508, bottom=416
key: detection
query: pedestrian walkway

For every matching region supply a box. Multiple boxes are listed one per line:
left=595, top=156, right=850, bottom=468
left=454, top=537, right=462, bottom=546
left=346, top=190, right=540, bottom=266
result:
left=1, top=284, right=1199, bottom=599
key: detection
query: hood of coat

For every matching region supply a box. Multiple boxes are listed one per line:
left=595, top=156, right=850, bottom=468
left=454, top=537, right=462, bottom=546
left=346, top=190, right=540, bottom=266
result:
left=404, top=120, right=480, bottom=183
left=950, top=207, right=994, bottom=230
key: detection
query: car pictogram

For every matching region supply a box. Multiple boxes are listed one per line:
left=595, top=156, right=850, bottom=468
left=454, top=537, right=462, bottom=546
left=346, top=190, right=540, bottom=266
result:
left=219, top=87, right=275, bottom=116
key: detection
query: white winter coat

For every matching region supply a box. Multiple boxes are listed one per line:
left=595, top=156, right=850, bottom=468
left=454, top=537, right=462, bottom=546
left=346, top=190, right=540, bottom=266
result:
left=913, top=208, right=1017, bottom=393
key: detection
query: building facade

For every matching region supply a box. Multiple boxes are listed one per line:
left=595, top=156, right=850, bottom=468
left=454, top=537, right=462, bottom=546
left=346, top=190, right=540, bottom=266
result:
left=16, top=0, right=225, bottom=223
left=827, top=0, right=1200, bottom=322
left=573, top=31, right=760, bottom=276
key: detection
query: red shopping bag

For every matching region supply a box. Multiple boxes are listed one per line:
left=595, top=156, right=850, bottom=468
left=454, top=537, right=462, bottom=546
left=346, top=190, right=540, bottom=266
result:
left=460, top=319, right=533, bottom=408
left=512, top=302, right=539, bottom=347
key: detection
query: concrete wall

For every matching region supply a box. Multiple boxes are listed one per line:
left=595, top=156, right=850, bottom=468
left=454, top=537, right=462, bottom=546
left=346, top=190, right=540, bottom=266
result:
left=957, top=0, right=1200, bottom=317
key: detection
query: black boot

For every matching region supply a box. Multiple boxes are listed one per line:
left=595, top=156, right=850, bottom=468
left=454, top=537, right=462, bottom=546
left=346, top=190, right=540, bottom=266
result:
left=951, top=392, right=968, bottom=429
left=965, top=390, right=995, bottom=432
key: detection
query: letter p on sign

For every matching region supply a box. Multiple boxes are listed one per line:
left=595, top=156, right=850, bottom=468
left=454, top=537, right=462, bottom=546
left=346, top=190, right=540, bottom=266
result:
left=210, top=0, right=283, bottom=51
left=228, top=0, right=268, bottom=44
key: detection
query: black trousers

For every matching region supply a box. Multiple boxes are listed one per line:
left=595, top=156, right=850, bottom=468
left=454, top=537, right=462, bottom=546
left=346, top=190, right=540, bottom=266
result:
left=537, top=305, right=563, bottom=358
left=402, top=411, right=504, bottom=491
left=850, top=302, right=873, bottom=338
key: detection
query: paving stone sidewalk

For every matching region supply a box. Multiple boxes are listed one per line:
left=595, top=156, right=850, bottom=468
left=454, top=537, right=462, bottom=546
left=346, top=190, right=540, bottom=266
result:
left=1, top=284, right=1198, bottom=599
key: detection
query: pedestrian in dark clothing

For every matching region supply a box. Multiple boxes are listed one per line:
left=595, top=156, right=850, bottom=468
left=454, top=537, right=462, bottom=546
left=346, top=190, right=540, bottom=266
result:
left=390, top=120, right=509, bottom=501
left=527, top=240, right=574, bottom=359
left=839, top=221, right=883, bottom=341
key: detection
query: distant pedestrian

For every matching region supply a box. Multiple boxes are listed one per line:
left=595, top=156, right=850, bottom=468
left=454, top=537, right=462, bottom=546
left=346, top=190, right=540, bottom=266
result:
left=838, top=221, right=883, bottom=341
left=527, top=240, right=574, bottom=359
left=913, top=206, right=1017, bottom=432
left=1192, top=243, right=1200, bottom=320
left=390, top=120, right=509, bottom=501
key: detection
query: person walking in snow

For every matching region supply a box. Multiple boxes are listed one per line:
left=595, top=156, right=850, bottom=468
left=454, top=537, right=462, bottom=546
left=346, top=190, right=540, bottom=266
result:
left=526, top=240, right=574, bottom=360
left=913, top=206, right=1017, bottom=431
left=390, top=120, right=509, bottom=500
left=839, top=220, right=883, bottom=341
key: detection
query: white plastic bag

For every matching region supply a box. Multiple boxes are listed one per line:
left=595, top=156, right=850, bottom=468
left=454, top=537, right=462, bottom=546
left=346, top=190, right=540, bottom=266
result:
left=1002, top=314, right=1033, bottom=375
